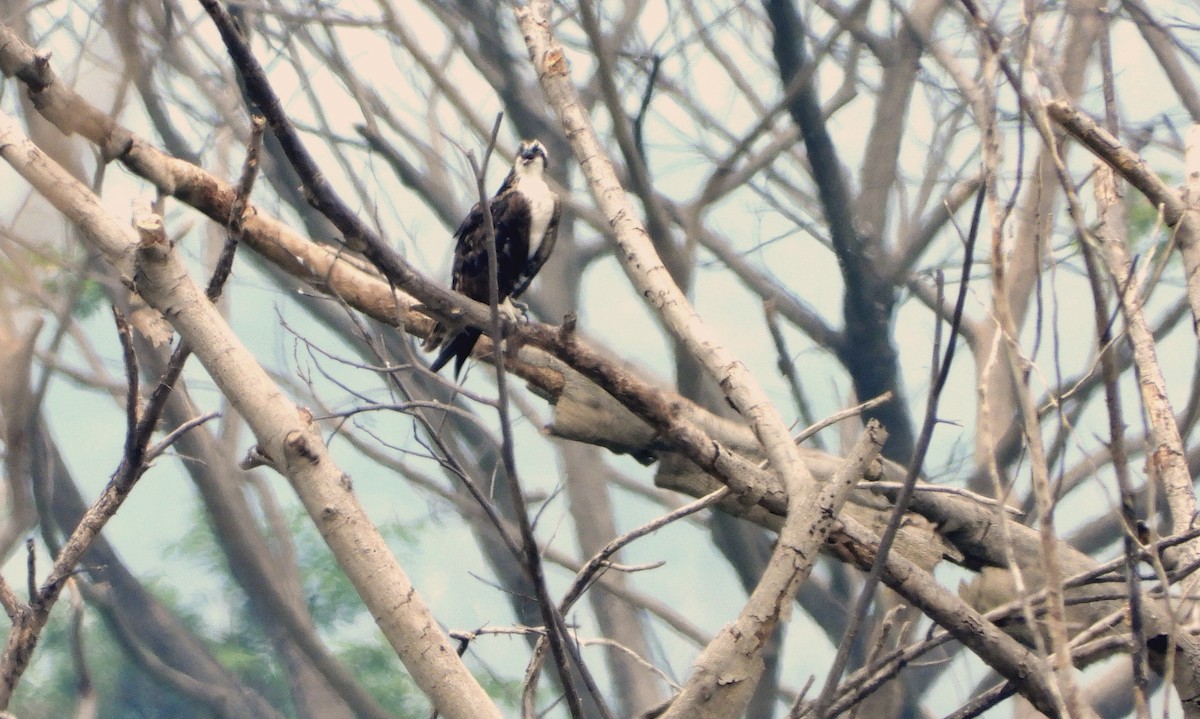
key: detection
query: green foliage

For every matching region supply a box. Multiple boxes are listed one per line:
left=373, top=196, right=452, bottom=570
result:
left=10, top=597, right=215, bottom=719
left=70, top=278, right=107, bottom=319
left=13, top=507, right=427, bottom=717
left=294, top=511, right=418, bottom=629
left=37, top=272, right=106, bottom=320
left=336, top=643, right=421, bottom=713
left=1125, top=172, right=1178, bottom=257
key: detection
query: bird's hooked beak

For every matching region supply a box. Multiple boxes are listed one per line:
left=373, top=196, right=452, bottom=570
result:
left=520, top=144, right=543, bottom=165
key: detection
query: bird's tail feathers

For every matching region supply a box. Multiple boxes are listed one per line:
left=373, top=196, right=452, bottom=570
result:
left=428, top=327, right=483, bottom=378
left=423, top=322, right=447, bottom=351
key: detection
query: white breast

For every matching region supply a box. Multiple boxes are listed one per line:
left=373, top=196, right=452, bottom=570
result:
left=517, top=174, right=557, bottom=243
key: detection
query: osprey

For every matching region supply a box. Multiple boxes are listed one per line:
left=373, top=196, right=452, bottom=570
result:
left=425, top=139, right=561, bottom=377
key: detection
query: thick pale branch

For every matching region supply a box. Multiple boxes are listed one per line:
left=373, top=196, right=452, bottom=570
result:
left=515, top=0, right=814, bottom=505
left=511, top=20, right=847, bottom=695
left=1046, top=98, right=1200, bottom=336
left=1092, top=164, right=1192, bottom=535
left=0, top=111, right=502, bottom=719
left=664, top=422, right=887, bottom=718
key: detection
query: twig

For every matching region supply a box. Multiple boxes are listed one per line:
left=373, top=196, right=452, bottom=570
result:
left=467, top=118, right=596, bottom=719
left=570, top=488, right=726, bottom=616
left=113, top=307, right=139, bottom=463
left=632, top=55, right=661, bottom=165
left=763, top=299, right=823, bottom=450
left=144, top=412, right=221, bottom=463
left=791, top=392, right=893, bottom=448
left=1087, top=36, right=1150, bottom=708
left=846, top=606, right=903, bottom=719
left=518, top=487, right=729, bottom=705
left=24, top=539, right=34, bottom=604
left=206, top=113, right=265, bottom=303
left=811, top=185, right=983, bottom=718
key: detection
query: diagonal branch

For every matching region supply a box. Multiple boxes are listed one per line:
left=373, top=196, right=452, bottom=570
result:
left=515, top=3, right=862, bottom=715
left=468, top=124, right=596, bottom=718
left=0, top=108, right=502, bottom=719
left=1046, top=97, right=1200, bottom=337
left=762, top=0, right=914, bottom=462
left=665, top=422, right=887, bottom=718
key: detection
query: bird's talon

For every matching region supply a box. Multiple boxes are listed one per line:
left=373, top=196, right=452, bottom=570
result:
left=499, top=298, right=529, bottom=325
left=512, top=299, right=531, bottom=324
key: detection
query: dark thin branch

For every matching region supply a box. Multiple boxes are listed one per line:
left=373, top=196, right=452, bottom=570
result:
left=23, top=539, right=34, bottom=604
left=467, top=119, right=602, bottom=719
left=812, top=184, right=983, bottom=717
left=144, top=412, right=221, bottom=464
left=632, top=55, right=661, bottom=164
left=1092, top=16, right=1150, bottom=713
left=207, top=113, right=265, bottom=303
left=763, top=0, right=914, bottom=462
left=113, top=307, right=139, bottom=464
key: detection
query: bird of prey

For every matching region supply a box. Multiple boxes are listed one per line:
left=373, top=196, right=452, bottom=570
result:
left=425, top=139, right=561, bottom=377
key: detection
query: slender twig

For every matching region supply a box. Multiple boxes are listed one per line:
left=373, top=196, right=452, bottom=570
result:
left=467, top=119, right=598, bottom=719
left=144, top=412, right=221, bottom=463
left=763, top=299, right=824, bottom=449
left=520, top=488, right=729, bottom=709
left=632, top=55, right=661, bottom=164
left=791, top=392, right=893, bottom=448
left=1091, top=16, right=1150, bottom=711
left=23, top=539, right=34, bottom=604
left=563, top=488, right=728, bottom=616
left=811, top=185, right=983, bottom=718
left=207, top=113, right=265, bottom=303
left=113, top=307, right=139, bottom=463
left=846, top=607, right=903, bottom=719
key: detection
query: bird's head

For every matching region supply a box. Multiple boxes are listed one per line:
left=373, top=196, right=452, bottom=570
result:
left=514, top=140, right=548, bottom=177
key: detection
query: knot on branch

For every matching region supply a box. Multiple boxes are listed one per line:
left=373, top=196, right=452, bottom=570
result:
left=14, top=51, right=52, bottom=93
left=543, top=48, right=568, bottom=76
left=284, top=430, right=320, bottom=466
left=557, top=312, right=577, bottom=343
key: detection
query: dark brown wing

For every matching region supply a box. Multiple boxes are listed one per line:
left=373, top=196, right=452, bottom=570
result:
left=450, top=190, right=531, bottom=302
left=429, top=189, right=533, bottom=377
